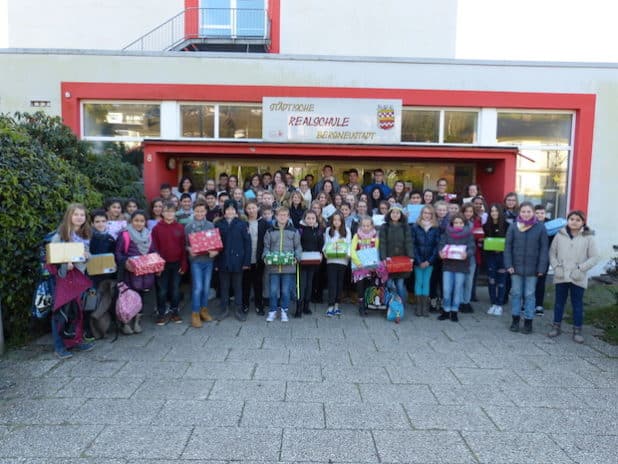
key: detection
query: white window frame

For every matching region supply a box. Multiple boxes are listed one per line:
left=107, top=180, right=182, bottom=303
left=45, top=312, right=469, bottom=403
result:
left=400, top=106, right=481, bottom=146
left=81, top=100, right=162, bottom=142
left=178, top=101, right=263, bottom=141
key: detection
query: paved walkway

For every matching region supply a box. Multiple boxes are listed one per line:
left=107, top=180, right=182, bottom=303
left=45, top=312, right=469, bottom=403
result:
left=1, top=289, right=617, bottom=464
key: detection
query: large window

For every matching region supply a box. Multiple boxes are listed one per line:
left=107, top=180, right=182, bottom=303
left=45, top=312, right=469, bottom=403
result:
left=181, top=104, right=215, bottom=138
left=181, top=103, right=261, bottom=139
left=402, top=108, right=478, bottom=144
left=200, top=0, right=267, bottom=38
left=497, top=112, right=574, bottom=218
left=83, top=102, right=160, bottom=140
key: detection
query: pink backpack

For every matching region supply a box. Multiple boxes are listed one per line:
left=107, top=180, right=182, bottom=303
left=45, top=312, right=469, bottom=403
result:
left=115, top=282, right=142, bottom=323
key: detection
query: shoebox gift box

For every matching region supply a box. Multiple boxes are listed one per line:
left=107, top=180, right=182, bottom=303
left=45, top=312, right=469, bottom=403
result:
left=384, top=256, right=413, bottom=274
left=300, top=251, right=322, bottom=265
left=188, top=228, right=223, bottom=254
left=324, top=241, right=350, bottom=259
left=441, top=244, right=467, bottom=260
left=46, top=242, right=86, bottom=264
left=264, top=251, right=296, bottom=266
left=126, top=253, right=165, bottom=276
left=352, top=247, right=380, bottom=270
left=86, top=253, right=117, bottom=275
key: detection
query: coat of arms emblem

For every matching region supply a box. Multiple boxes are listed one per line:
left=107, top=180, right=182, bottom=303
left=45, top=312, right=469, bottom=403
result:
left=377, top=105, right=395, bottom=130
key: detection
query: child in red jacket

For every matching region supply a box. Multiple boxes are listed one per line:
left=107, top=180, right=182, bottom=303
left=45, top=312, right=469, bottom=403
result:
left=152, top=201, right=188, bottom=325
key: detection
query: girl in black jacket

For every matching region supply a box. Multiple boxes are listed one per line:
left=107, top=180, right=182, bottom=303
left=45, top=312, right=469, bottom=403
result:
left=297, top=210, right=324, bottom=317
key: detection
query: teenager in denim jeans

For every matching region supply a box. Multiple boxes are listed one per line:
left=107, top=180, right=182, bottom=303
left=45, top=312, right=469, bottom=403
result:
left=483, top=204, right=509, bottom=316
left=504, top=202, right=548, bottom=334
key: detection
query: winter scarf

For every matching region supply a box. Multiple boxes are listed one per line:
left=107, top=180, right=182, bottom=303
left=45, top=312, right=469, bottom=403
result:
left=516, top=215, right=538, bottom=232
left=447, top=225, right=471, bottom=240
left=126, top=224, right=151, bottom=255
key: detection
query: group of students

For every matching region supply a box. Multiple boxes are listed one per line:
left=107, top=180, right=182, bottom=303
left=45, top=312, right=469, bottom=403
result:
left=46, top=166, right=600, bottom=358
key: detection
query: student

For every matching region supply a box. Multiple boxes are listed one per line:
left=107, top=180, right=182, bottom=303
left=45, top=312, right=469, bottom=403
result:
left=312, top=164, right=340, bottom=197
left=429, top=200, right=449, bottom=312
left=88, top=209, right=117, bottom=339
left=504, top=201, right=549, bottom=333
left=178, top=176, right=197, bottom=202
left=217, top=172, right=229, bottom=193
left=123, top=198, right=139, bottom=221
left=368, top=187, right=384, bottom=214
left=148, top=197, right=164, bottom=230
left=459, top=203, right=478, bottom=313
left=185, top=200, right=217, bottom=328
left=272, top=182, right=290, bottom=209
left=297, top=210, right=324, bottom=317
left=379, top=204, right=414, bottom=306
left=152, top=202, right=188, bottom=325
left=104, top=197, right=126, bottom=239
left=261, top=190, right=275, bottom=211
left=392, top=180, right=409, bottom=205
left=159, top=183, right=174, bottom=202
left=245, top=173, right=262, bottom=199
left=323, top=211, right=352, bottom=316
left=483, top=204, right=509, bottom=316
left=287, top=190, right=306, bottom=229
left=411, top=205, right=440, bottom=317
left=340, top=202, right=354, bottom=231
left=263, top=206, right=302, bottom=322
left=534, top=204, right=551, bottom=316
left=435, top=178, right=452, bottom=202
left=422, top=189, right=435, bottom=205
left=243, top=200, right=266, bottom=315
left=176, top=193, right=194, bottom=225
left=547, top=210, right=600, bottom=343
left=407, top=190, right=422, bottom=205
left=298, top=178, right=313, bottom=208
left=215, top=200, right=251, bottom=321
left=228, top=175, right=239, bottom=192
left=350, top=215, right=379, bottom=316
left=364, top=168, right=391, bottom=197
left=48, top=204, right=95, bottom=359
left=115, top=210, right=156, bottom=334
left=503, top=192, right=519, bottom=224
left=437, top=213, right=475, bottom=322
left=447, top=200, right=461, bottom=220
left=204, top=190, right=222, bottom=222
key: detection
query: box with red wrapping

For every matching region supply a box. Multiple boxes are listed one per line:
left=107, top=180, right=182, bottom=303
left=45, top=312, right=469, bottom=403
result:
left=441, top=244, right=467, bottom=260
left=188, top=229, right=223, bottom=254
left=126, top=253, right=165, bottom=276
left=384, top=256, right=413, bottom=274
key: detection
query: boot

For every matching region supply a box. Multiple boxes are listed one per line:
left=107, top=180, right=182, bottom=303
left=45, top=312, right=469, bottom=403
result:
left=191, top=312, right=203, bottom=328
left=573, top=327, right=584, bottom=344
left=509, top=315, right=520, bottom=332
left=523, top=318, right=533, bottom=334
left=294, top=300, right=302, bottom=319
left=421, top=296, right=430, bottom=317
left=132, top=314, right=143, bottom=334
left=358, top=301, right=367, bottom=317
left=302, top=300, right=312, bottom=315
left=121, top=323, right=133, bottom=335
left=414, top=299, right=422, bottom=317
left=450, top=311, right=459, bottom=322
left=547, top=322, right=561, bottom=338
left=199, top=307, right=213, bottom=322
left=438, top=310, right=450, bottom=321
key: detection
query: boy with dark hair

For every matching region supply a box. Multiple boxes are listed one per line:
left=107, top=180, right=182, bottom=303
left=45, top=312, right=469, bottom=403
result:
left=176, top=193, right=193, bottom=225
left=534, top=204, right=551, bottom=316
left=152, top=201, right=188, bottom=325
left=159, top=183, right=173, bottom=201
left=204, top=190, right=221, bottom=222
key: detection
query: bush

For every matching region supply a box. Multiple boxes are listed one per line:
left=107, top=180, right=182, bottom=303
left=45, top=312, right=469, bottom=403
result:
left=0, top=115, right=102, bottom=346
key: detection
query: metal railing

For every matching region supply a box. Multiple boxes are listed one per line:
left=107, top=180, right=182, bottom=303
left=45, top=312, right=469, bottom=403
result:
left=123, top=8, right=269, bottom=52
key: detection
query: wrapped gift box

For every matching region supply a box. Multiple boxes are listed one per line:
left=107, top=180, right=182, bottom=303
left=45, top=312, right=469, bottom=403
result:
left=545, top=218, right=567, bottom=236
left=472, top=227, right=485, bottom=241
left=86, top=253, right=117, bottom=275
left=300, top=251, right=322, bottom=265
left=189, top=228, right=223, bottom=254
left=384, top=256, right=413, bottom=274
left=106, top=220, right=127, bottom=240
left=442, top=244, right=467, bottom=260
left=351, top=248, right=380, bottom=270
left=483, top=237, right=505, bottom=252
left=264, top=251, right=296, bottom=266
left=126, top=253, right=165, bottom=276
left=46, top=242, right=85, bottom=264
left=324, top=241, right=350, bottom=259
left=406, top=205, right=423, bottom=224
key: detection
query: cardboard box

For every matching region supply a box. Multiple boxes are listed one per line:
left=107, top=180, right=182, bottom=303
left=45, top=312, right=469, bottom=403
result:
left=442, top=244, right=467, bottom=260
left=86, top=253, right=117, bottom=275
left=46, top=242, right=86, bottom=264
left=188, top=229, right=223, bottom=254
left=126, top=253, right=165, bottom=276
left=300, top=251, right=322, bottom=265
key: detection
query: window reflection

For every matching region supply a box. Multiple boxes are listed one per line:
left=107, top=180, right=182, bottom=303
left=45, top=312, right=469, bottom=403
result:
left=83, top=103, right=160, bottom=138
left=401, top=110, right=439, bottom=142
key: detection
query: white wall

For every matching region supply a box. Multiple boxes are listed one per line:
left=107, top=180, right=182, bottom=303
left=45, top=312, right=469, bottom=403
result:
left=5, top=0, right=184, bottom=50
left=280, top=0, right=457, bottom=58
left=0, top=0, right=8, bottom=48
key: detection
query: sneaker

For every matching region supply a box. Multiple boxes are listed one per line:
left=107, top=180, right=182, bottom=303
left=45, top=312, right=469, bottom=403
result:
left=242, top=305, right=250, bottom=314
left=334, top=304, right=342, bottom=317
left=156, top=315, right=168, bottom=326
left=73, top=342, right=95, bottom=352
left=55, top=347, right=73, bottom=359
left=437, top=311, right=450, bottom=321
left=234, top=308, right=247, bottom=322
left=83, top=333, right=95, bottom=343
left=450, top=311, right=459, bottom=322
left=280, top=309, right=289, bottom=322
left=266, top=311, right=277, bottom=322
left=487, top=305, right=497, bottom=315
left=493, top=306, right=503, bottom=316
left=535, top=306, right=545, bottom=317
left=169, top=314, right=183, bottom=324
left=326, top=307, right=336, bottom=317
left=256, top=308, right=265, bottom=316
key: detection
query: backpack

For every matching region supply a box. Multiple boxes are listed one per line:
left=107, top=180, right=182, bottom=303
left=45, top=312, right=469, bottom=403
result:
left=30, top=231, right=56, bottom=319
left=89, top=279, right=115, bottom=339
left=115, top=282, right=142, bottom=323
left=385, top=285, right=404, bottom=323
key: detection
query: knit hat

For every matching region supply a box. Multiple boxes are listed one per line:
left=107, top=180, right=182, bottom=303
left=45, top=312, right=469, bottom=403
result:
left=388, top=203, right=405, bottom=214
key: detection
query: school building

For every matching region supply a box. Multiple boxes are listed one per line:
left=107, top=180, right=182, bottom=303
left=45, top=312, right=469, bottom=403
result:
left=0, top=0, right=616, bottom=271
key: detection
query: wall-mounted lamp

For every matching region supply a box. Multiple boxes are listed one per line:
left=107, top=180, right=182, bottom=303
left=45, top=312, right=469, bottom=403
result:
left=166, top=158, right=176, bottom=170
left=484, top=164, right=495, bottom=174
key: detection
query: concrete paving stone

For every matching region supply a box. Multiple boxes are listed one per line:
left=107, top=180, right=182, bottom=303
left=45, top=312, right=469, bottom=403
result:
left=462, top=431, right=574, bottom=464
left=552, top=433, right=618, bottom=464
left=483, top=405, right=618, bottom=435
left=287, top=349, right=351, bottom=367
left=533, top=339, right=606, bottom=357
left=129, top=461, right=225, bottom=464
left=322, top=365, right=390, bottom=384
left=184, top=361, right=255, bottom=380
left=71, top=398, right=164, bottom=425
left=55, top=377, right=143, bottom=399
left=318, top=338, right=378, bottom=353
left=0, top=459, right=21, bottom=464
left=450, top=368, right=527, bottom=386
left=153, top=399, right=242, bottom=426
left=113, top=360, right=190, bottom=378
left=45, top=359, right=126, bottom=378
left=254, top=363, right=322, bottom=381
left=95, top=344, right=171, bottom=362
left=241, top=324, right=292, bottom=338
left=0, top=425, right=102, bottom=458
left=581, top=355, right=618, bottom=372
left=0, top=398, right=86, bottom=425
left=569, top=387, right=618, bottom=410
left=200, top=322, right=242, bottom=337
left=404, top=403, right=497, bottom=431
left=0, top=375, right=72, bottom=400
left=132, top=378, right=214, bottom=400
left=294, top=326, right=346, bottom=340
left=430, top=385, right=515, bottom=406
left=163, top=345, right=229, bottom=362
left=585, top=337, right=618, bottom=357
left=203, top=335, right=263, bottom=350
left=386, top=365, right=459, bottom=385
left=182, top=426, right=281, bottom=460
left=349, top=350, right=414, bottom=367
left=513, top=369, right=593, bottom=388
left=281, top=429, right=378, bottom=462
left=97, top=333, right=153, bottom=349
left=429, top=339, right=493, bottom=355
left=571, top=369, right=618, bottom=388
left=409, top=350, right=477, bottom=368
left=532, top=355, right=603, bottom=373
left=499, top=386, right=585, bottom=409
left=285, top=380, right=361, bottom=403
left=373, top=430, right=475, bottom=463
left=465, top=352, right=542, bottom=370
left=262, top=336, right=319, bottom=349
left=149, top=332, right=208, bottom=347
left=242, top=400, right=325, bottom=428
left=22, top=460, right=127, bottom=464
left=358, top=383, right=437, bottom=404
left=209, top=379, right=285, bottom=401
left=325, top=402, right=410, bottom=429
left=0, top=360, right=59, bottom=378
left=226, top=348, right=291, bottom=364
left=86, top=425, right=192, bottom=459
